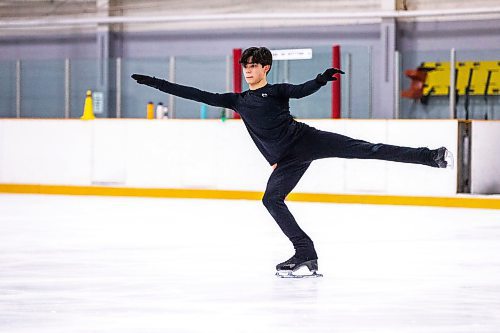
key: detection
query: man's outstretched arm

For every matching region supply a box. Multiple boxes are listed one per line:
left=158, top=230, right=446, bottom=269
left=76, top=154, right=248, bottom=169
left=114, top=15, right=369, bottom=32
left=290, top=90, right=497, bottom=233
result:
left=132, top=74, right=237, bottom=109
left=279, top=68, right=345, bottom=99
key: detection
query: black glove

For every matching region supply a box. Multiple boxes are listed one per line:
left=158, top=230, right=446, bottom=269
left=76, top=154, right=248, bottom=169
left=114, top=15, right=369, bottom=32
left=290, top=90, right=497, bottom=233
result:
left=131, top=74, right=158, bottom=86
left=315, top=68, right=345, bottom=85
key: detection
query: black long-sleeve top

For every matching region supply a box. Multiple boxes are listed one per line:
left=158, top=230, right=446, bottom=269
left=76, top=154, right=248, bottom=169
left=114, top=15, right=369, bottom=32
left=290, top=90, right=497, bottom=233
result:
left=147, top=78, right=327, bottom=165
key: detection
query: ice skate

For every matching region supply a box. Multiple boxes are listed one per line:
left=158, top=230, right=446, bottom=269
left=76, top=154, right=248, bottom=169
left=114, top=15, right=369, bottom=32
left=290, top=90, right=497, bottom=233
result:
left=432, top=147, right=454, bottom=169
left=275, top=255, right=323, bottom=278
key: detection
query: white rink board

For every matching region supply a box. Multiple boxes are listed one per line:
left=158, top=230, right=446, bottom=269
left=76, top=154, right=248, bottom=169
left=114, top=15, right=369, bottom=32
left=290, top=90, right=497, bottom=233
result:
left=0, top=119, right=458, bottom=195
left=471, top=121, right=500, bottom=194
left=0, top=120, right=93, bottom=185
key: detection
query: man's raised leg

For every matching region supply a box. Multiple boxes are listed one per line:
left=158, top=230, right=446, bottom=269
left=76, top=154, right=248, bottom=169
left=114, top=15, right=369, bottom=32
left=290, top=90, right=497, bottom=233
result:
left=299, top=128, right=452, bottom=168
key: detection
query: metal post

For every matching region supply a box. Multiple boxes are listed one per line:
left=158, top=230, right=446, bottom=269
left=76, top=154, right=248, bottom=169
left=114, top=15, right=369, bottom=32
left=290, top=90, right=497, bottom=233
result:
left=96, top=29, right=109, bottom=117
left=116, top=57, right=121, bottom=118
left=379, top=17, right=396, bottom=119
left=225, top=54, right=232, bottom=119
left=457, top=121, right=471, bottom=193
left=168, top=56, right=175, bottom=119
left=394, top=50, right=401, bottom=119
left=345, top=52, right=352, bottom=118
left=16, top=60, right=21, bottom=118
left=332, top=45, right=341, bottom=119
left=96, top=0, right=110, bottom=118
left=283, top=59, right=289, bottom=83
left=232, top=48, right=242, bottom=119
left=64, top=58, right=70, bottom=119
left=449, top=48, right=456, bottom=119
left=384, top=25, right=390, bottom=83
left=368, top=46, right=373, bottom=119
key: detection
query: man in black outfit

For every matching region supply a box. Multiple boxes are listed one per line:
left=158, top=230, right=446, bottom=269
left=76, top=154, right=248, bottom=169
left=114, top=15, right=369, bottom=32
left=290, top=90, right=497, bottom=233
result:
left=132, top=46, right=453, bottom=277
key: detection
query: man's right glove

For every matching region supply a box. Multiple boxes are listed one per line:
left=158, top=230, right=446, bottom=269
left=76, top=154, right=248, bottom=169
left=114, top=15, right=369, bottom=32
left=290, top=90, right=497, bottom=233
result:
left=315, top=68, right=345, bottom=85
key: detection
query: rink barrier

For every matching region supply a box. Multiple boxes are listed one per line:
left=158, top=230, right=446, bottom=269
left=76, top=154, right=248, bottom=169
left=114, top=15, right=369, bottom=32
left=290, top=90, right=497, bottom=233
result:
left=0, top=184, right=499, bottom=210
left=0, top=119, right=460, bottom=196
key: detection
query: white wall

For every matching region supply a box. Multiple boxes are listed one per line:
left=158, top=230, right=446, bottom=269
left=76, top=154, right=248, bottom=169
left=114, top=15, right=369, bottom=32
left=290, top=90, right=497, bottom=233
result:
left=298, top=119, right=458, bottom=196
left=0, top=120, right=93, bottom=185
left=471, top=121, right=500, bottom=194
left=0, top=119, right=463, bottom=196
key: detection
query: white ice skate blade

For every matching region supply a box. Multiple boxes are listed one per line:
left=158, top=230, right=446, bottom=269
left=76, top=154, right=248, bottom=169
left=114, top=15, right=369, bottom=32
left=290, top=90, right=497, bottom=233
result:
left=276, top=266, right=323, bottom=279
left=276, top=271, right=323, bottom=278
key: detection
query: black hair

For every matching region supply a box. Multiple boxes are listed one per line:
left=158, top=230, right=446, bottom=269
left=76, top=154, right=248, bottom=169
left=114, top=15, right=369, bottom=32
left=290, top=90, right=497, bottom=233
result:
left=239, top=47, right=273, bottom=74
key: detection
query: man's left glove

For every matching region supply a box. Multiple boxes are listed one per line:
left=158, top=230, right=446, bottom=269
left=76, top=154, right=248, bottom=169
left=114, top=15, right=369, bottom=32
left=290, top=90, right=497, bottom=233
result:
left=131, top=74, right=158, bottom=86
left=315, top=68, right=345, bottom=85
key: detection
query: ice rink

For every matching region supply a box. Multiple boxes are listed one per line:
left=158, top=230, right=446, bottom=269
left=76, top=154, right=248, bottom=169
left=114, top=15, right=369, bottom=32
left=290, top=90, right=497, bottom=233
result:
left=1, top=193, right=499, bottom=333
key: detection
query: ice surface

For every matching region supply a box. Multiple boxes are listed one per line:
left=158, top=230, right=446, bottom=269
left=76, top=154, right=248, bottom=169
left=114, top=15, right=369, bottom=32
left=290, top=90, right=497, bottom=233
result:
left=0, top=194, right=499, bottom=333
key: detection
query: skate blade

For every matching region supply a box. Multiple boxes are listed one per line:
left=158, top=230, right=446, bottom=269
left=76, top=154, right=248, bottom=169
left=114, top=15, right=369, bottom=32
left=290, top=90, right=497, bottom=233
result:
left=276, top=271, right=323, bottom=278
left=276, top=266, right=323, bottom=278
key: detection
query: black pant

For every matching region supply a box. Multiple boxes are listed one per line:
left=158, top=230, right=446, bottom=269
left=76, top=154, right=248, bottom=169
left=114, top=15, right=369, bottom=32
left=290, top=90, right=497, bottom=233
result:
left=262, top=127, right=437, bottom=260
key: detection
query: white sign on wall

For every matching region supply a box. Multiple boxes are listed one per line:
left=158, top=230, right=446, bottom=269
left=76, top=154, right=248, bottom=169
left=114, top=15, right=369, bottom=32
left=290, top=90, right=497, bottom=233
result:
left=92, top=92, right=104, bottom=114
left=271, top=48, right=313, bottom=60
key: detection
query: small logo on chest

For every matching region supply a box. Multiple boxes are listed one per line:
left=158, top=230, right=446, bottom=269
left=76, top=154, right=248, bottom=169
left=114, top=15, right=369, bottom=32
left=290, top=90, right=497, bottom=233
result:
left=261, top=93, right=268, bottom=97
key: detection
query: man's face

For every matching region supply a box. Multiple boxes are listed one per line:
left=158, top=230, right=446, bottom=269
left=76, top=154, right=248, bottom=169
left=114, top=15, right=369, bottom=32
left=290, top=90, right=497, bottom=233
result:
left=242, top=57, right=270, bottom=85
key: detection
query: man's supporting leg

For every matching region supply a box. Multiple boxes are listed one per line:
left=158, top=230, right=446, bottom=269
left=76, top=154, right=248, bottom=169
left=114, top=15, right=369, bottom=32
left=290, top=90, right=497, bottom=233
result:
left=262, top=158, right=317, bottom=260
